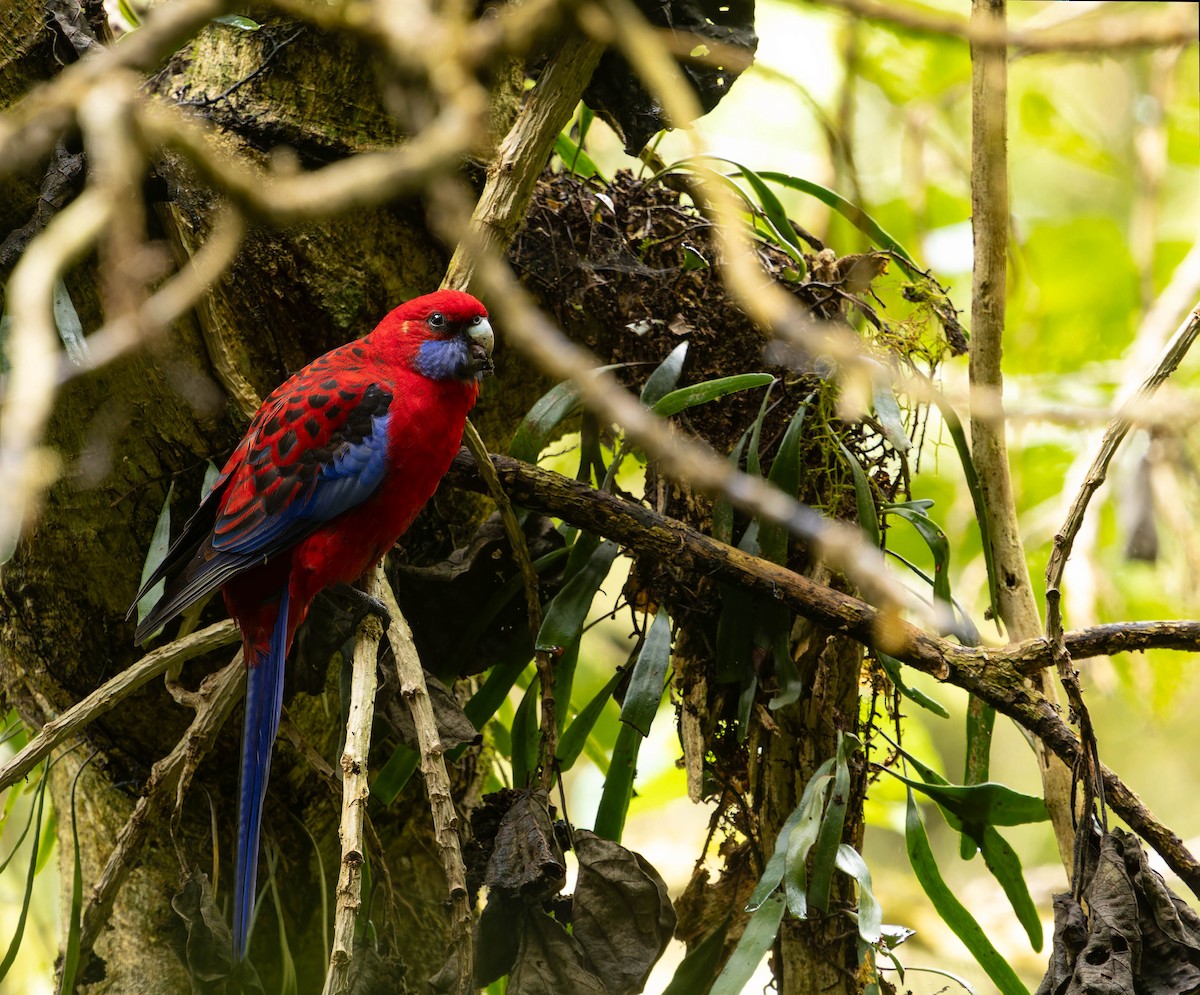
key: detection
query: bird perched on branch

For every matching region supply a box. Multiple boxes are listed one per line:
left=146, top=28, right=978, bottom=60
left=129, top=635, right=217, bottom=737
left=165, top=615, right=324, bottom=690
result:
left=128, top=289, right=494, bottom=959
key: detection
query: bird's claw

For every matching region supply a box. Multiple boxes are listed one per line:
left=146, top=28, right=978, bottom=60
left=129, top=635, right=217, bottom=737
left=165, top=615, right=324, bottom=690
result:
left=331, top=584, right=393, bottom=630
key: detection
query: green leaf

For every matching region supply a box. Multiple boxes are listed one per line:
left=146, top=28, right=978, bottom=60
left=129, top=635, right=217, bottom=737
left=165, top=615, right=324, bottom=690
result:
left=807, top=732, right=854, bottom=914
left=640, top=342, right=688, bottom=407
left=554, top=131, right=602, bottom=179
left=200, top=460, right=221, bottom=502
left=885, top=506, right=951, bottom=604
left=661, top=918, right=731, bottom=995
left=900, top=751, right=1042, bottom=951
left=710, top=892, right=787, bottom=995
left=511, top=676, right=540, bottom=787
left=509, top=380, right=583, bottom=464
left=0, top=768, right=49, bottom=983
left=651, top=373, right=774, bottom=418
left=115, top=0, right=140, bottom=28
left=836, top=438, right=880, bottom=547
left=135, top=482, right=175, bottom=628
left=835, top=845, right=882, bottom=944
left=556, top=665, right=624, bottom=772
left=618, top=611, right=672, bottom=737
left=746, top=756, right=836, bottom=911
left=888, top=772, right=1049, bottom=828
left=781, top=799, right=823, bottom=917
left=759, top=398, right=812, bottom=564
left=870, top=372, right=911, bottom=453
left=464, top=653, right=533, bottom=732
left=696, top=156, right=808, bottom=266
left=371, top=746, right=419, bottom=806
left=53, top=278, right=87, bottom=366
left=930, top=393, right=999, bottom=622
left=756, top=170, right=923, bottom=276
left=535, top=540, right=620, bottom=652
left=213, top=13, right=261, bottom=29
left=593, top=722, right=642, bottom=842
left=905, top=790, right=1030, bottom=995
left=962, top=696, right=997, bottom=856
left=876, top=651, right=949, bottom=718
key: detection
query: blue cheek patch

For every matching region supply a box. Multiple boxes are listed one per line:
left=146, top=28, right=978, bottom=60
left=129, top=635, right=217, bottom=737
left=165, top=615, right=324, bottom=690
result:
left=414, top=338, right=468, bottom=381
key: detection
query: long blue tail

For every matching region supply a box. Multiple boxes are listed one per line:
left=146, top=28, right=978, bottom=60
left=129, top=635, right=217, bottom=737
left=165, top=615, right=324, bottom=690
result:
left=233, top=588, right=290, bottom=959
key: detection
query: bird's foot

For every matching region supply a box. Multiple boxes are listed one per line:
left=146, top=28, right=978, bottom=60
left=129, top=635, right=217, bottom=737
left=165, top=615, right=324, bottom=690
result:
left=330, top=583, right=393, bottom=631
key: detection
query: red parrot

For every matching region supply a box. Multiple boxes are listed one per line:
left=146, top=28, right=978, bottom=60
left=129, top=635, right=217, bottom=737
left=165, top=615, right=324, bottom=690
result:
left=128, top=289, right=493, bottom=958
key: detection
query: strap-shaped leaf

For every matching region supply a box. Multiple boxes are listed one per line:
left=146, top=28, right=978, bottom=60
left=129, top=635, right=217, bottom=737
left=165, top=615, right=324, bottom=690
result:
left=835, top=845, right=882, bottom=944
left=536, top=540, right=620, bottom=652
left=651, top=373, right=774, bottom=418
left=593, top=722, right=642, bottom=843
left=640, top=342, right=688, bottom=407
left=905, top=789, right=1030, bottom=995
left=556, top=664, right=623, bottom=773
left=619, top=611, right=672, bottom=737
left=710, top=892, right=786, bottom=995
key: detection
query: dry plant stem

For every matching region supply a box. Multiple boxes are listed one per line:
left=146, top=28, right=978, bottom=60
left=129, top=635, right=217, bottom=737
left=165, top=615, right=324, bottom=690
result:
left=0, top=188, right=112, bottom=563
left=78, top=652, right=245, bottom=971
left=442, top=27, right=605, bottom=291
left=808, top=0, right=1198, bottom=53
left=461, top=420, right=557, bottom=783
left=968, top=0, right=1077, bottom=872
left=447, top=449, right=1200, bottom=892
left=323, top=573, right=384, bottom=995
left=1045, top=304, right=1200, bottom=640
left=0, top=620, right=238, bottom=792
left=376, top=569, right=472, bottom=995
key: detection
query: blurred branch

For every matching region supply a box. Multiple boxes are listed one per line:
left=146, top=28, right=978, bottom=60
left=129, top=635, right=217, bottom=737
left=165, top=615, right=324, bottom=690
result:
left=323, top=573, right=383, bottom=995
left=807, top=0, right=1198, bottom=53
left=376, top=569, right=472, bottom=995
left=78, top=652, right=245, bottom=976
left=0, top=0, right=234, bottom=173
left=0, top=188, right=113, bottom=564
left=0, top=620, right=238, bottom=792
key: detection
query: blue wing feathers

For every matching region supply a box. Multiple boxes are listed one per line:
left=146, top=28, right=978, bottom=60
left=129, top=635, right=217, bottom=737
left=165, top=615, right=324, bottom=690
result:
left=232, top=588, right=291, bottom=959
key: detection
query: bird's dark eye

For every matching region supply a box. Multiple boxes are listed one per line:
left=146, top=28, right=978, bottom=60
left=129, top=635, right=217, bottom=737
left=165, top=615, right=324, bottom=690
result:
left=428, top=312, right=446, bottom=330
left=470, top=315, right=482, bottom=326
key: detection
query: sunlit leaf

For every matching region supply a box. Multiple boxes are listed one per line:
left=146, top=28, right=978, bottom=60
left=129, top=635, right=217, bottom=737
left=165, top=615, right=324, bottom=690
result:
left=135, top=482, right=175, bottom=629
left=593, top=722, right=641, bottom=842
left=835, top=844, right=882, bottom=944
left=213, top=13, right=261, bottom=29
left=651, top=373, right=774, bottom=418
left=511, top=676, right=540, bottom=787
left=876, top=652, right=949, bottom=718
left=905, top=789, right=1030, bottom=995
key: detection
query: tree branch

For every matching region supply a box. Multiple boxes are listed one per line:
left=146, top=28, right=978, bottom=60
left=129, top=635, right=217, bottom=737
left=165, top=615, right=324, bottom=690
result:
left=446, top=447, right=1200, bottom=893
left=0, top=620, right=239, bottom=793
left=323, top=573, right=383, bottom=995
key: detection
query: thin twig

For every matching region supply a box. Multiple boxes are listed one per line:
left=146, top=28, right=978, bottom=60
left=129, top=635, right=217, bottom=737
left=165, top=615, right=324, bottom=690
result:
left=376, top=569, right=472, bottom=995
left=0, top=620, right=238, bottom=793
left=1045, top=302, right=1200, bottom=640
left=322, top=572, right=384, bottom=995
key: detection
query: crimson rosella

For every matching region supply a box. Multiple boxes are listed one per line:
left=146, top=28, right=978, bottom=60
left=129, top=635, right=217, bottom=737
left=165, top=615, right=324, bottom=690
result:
left=129, top=289, right=494, bottom=958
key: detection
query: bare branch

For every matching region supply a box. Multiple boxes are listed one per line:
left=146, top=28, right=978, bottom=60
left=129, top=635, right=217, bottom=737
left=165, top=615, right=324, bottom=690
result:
left=376, top=569, right=473, bottom=995
left=323, top=573, right=384, bottom=995
left=1046, top=303, right=1200, bottom=638
left=0, top=620, right=238, bottom=793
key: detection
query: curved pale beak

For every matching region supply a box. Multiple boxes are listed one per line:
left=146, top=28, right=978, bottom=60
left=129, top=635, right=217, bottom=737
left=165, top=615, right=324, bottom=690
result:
left=469, top=318, right=495, bottom=377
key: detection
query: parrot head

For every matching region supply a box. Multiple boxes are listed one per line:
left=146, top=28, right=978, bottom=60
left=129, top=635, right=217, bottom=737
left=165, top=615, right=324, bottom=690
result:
left=378, top=289, right=494, bottom=382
